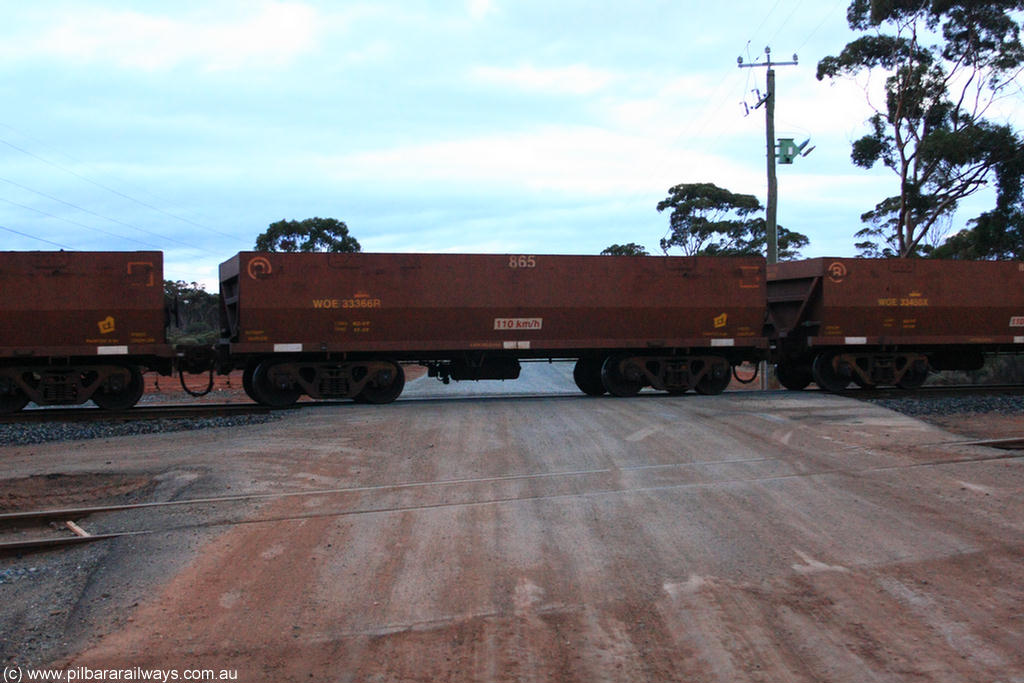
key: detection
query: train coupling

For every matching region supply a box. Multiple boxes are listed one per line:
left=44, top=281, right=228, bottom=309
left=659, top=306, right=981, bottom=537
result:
left=175, top=344, right=218, bottom=374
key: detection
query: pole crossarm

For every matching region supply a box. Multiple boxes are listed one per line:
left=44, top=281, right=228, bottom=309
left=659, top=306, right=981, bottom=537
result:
left=737, top=45, right=798, bottom=70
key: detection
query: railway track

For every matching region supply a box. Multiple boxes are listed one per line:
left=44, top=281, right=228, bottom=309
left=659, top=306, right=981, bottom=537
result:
left=3, top=382, right=1023, bottom=424
left=839, top=383, right=1024, bottom=400
left=0, top=402, right=275, bottom=424
left=3, top=443, right=1022, bottom=556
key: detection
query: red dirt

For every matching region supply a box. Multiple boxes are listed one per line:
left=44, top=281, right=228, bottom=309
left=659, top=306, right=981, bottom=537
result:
left=4, top=368, right=1022, bottom=680
left=142, top=370, right=249, bottom=404
left=0, top=473, right=156, bottom=513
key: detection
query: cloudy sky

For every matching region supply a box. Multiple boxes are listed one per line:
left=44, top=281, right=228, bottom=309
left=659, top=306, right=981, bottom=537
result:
left=0, top=1, right=1013, bottom=287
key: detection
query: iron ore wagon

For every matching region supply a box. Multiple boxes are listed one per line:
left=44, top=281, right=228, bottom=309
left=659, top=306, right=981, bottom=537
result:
left=0, top=251, right=172, bottom=411
left=767, top=258, right=1024, bottom=391
left=219, top=252, right=768, bottom=406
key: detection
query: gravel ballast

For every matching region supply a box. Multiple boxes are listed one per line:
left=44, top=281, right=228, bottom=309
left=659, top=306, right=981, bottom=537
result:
left=4, top=392, right=1022, bottom=447
left=866, top=393, right=1024, bottom=417
left=0, top=414, right=281, bottom=447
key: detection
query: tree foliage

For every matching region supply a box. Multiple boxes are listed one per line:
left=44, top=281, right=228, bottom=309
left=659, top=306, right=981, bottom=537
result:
left=930, top=140, right=1024, bottom=258
left=164, top=280, right=219, bottom=345
left=656, top=183, right=808, bottom=259
left=817, top=0, right=1024, bottom=257
left=255, top=217, right=361, bottom=253
left=600, top=243, right=649, bottom=256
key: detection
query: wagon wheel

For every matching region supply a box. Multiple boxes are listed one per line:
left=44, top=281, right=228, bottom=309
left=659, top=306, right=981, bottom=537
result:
left=573, top=359, right=606, bottom=396
left=92, top=365, right=145, bottom=411
left=242, top=360, right=261, bottom=403
left=0, top=377, right=30, bottom=414
left=601, top=355, right=644, bottom=397
left=811, top=353, right=851, bottom=393
left=357, top=362, right=406, bottom=404
left=695, top=360, right=732, bottom=395
left=775, top=361, right=812, bottom=391
left=251, top=361, right=302, bottom=408
left=897, top=359, right=929, bottom=389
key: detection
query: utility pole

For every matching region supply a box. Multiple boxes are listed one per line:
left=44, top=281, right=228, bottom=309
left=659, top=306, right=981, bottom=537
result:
left=738, top=47, right=798, bottom=265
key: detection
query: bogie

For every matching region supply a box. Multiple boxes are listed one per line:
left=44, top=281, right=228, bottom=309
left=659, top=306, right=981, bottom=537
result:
left=808, top=352, right=931, bottom=391
left=245, top=358, right=408, bottom=407
left=594, top=354, right=735, bottom=397
left=0, top=365, right=146, bottom=412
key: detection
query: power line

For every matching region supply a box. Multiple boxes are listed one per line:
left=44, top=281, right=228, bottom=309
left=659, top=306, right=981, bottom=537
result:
left=0, top=175, right=220, bottom=255
left=0, top=122, right=220, bottom=231
left=766, top=0, right=809, bottom=47
left=649, top=0, right=794, bottom=192
left=675, top=0, right=807, bottom=160
left=795, top=0, right=847, bottom=55
left=0, top=224, right=74, bottom=249
left=0, top=135, right=241, bottom=241
left=0, top=196, right=164, bottom=250
left=746, top=0, right=786, bottom=47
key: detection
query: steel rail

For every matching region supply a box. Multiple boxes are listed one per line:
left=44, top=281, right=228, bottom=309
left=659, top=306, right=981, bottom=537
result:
left=3, top=449, right=1022, bottom=555
left=0, top=403, right=274, bottom=424
left=3, top=382, right=1023, bottom=424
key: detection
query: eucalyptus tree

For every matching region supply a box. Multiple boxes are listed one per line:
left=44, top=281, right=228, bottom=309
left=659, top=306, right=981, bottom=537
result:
left=600, top=243, right=649, bottom=256
left=255, top=217, right=361, bottom=253
left=657, top=182, right=808, bottom=259
left=817, top=0, right=1024, bottom=257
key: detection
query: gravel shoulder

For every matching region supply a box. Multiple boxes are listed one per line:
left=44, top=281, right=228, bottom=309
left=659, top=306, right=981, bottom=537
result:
left=867, top=393, right=1024, bottom=439
left=2, top=370, right=1023, bottom=681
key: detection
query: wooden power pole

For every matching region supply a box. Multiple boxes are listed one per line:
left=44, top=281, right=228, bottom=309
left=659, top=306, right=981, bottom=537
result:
left=738, top=47, right=798, bottom=265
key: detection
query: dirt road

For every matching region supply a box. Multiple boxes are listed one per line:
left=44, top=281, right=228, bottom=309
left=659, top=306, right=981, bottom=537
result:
left=3, top=367, right=1023, bottom=681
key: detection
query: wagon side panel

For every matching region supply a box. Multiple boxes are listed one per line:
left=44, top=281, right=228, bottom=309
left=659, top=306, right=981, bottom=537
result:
left=0, top=251, right=168, bottom=357
left=223, top=252, right=767, bottom=356
left=769, top=258, right=1024, bottom=347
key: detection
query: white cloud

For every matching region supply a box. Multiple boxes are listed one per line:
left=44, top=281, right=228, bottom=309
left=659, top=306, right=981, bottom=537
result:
left=5, top=2, right=321, bottom=72
left=466, top=0, right=497, bottom=21
left=320, top=124, right=761, bottom=198
left=469, top=63, right=616, bottom=96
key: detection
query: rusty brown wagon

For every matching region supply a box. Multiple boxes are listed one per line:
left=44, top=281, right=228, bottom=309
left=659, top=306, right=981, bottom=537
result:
left=0, top=251, right=173, bottom=411
left=219, top=252, right=768, bottom=406
left=767, top=258, right=1024, bottom=391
